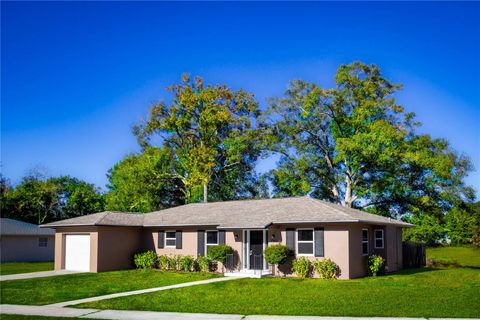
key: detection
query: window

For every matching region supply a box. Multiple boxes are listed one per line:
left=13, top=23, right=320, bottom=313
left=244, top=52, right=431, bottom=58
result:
left=39, top=237, right=48, bottom=247
left=297, top=229, right=314, bottom=255
left=374, top=229, right=384, bottom=249
left=165, top=231, right=176, bottom=248
left=362, top=229, right=369, bottom=256
left=206, top=231, right=218, bottom=253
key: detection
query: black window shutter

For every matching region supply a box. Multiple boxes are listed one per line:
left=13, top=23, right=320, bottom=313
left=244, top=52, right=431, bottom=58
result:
left=218, top=230, right=225, bottom=245
left=286, top=228, right=295, bottom=253
left=176, top=230, right=182, bottom=249
left=197, top=230, right=205, bottom=256
left=158, top=231, right=164, bottom=249
left=314, top=228, right=324, bottom=257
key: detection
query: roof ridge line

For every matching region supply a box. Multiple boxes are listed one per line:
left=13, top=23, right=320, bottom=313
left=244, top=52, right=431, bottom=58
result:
left=95, top=211, right=110, bottom=225
left=307, top=198, right=356, bottom=220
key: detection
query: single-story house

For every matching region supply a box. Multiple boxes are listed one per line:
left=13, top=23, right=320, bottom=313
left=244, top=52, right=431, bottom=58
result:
left=1, top=218, right=55, bottom=262
left=41, top=197, right=412, bottom=279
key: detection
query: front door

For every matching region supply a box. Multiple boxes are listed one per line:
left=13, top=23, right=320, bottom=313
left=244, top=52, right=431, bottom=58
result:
left=249, top=230, right=264, bottom=270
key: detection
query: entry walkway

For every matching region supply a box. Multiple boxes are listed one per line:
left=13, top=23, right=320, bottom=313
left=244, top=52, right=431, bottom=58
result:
left=48, top=276, right=240, bottom=307
left=0, top=270, right=82, bottom=282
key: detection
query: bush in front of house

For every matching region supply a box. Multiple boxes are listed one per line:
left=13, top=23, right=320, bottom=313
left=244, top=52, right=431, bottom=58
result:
left=207, top=244, right=234, bottom=264
left=134, top=250, right=158, bottom=269
left=158, top=254, right=170, bottom=271
left=179, top=255, right=195, bottom=271
left=196, top=255, right=212, bottom=272
left=368, top=254, right=385, bottom=276
left=264, top=245, right=290, bottom=266
left=292, top=256, right=311, bottom=278
left=314, top=258, right=340, bottom=279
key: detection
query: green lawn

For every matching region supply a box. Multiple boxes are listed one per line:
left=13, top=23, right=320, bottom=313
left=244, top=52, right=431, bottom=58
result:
left=0, top=262, right=54, bottom=275
left=77, top=268, right=480, bottom=318
left=427, top=246, right=480, bottom=268
left=0, top=269, right=217, bottom=305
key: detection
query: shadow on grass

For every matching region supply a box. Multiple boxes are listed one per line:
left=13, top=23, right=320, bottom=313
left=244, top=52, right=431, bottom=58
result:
left=388, top=267, right=440, bottom=276
left=427, top=259, right=480, bottom=270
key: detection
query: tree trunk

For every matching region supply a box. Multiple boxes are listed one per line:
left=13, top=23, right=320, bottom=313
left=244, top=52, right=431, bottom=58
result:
left=344, top=173, right=353, bottom=207
left=203, top=183, right=208, bottom=203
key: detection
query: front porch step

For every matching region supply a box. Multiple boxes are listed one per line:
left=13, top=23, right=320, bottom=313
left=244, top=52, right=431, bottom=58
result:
left=224, top=270, right=272, bottom=278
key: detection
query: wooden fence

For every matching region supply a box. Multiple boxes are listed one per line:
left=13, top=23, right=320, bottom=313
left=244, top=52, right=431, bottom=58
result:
left=403, top=241, right=426, bottom=268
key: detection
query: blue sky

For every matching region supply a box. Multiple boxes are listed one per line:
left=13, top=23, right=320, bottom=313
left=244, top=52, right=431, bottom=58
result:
left=1, top=2, right=479, bottom=197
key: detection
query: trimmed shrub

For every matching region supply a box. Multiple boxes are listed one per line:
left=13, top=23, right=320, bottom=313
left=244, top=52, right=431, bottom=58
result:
left=313, top=258, right=340, bottom=279
left=134, top=250, right=157, bottom=269
left=368, top=254, right=385, bottom=277
left=196, top=255, right=211, bottom=272
left=207, top=244, right=234, bottom=263
left=179, top=255, right=195, bottom=271
left=264, top=245, right=290, bottom=266
left=291, top=256, right=311, bottom=278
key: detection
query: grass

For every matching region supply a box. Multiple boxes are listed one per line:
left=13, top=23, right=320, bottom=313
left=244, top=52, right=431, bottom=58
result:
left=0, top=269, right=217, bottom=305
left=77, top=268, right=480, bottom=318
left=0, top=262, right=54, bottom=275
left=427, top=245, right=480, bottom=268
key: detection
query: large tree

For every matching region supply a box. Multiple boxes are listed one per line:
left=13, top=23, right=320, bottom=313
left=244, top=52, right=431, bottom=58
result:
left=0, top=173, right=104, bottom=224
left=134, top=74, right=263, bottom=203
left=105, top=147, right=185, bottom=212
left=261, top=62, right=474, bottom=218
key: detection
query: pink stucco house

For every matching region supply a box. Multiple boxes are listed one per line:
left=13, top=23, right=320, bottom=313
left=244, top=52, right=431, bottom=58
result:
left=42, top=197, right=412, bottom=279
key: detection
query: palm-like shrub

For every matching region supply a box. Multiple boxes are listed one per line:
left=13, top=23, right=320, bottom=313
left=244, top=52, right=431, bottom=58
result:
left=314, top=258, right=340, bottom=279
left=292, top=256, right=311, bottom=278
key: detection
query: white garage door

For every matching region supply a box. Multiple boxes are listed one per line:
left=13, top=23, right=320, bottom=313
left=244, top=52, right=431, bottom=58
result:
left=65, top=234, right=90, bottom=272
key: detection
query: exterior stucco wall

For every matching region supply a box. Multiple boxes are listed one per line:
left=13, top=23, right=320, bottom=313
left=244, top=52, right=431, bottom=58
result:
left=96, top=226, right=144, bottom=272
left=54, top=226, right=98, bottom=272
left=349, top=224, right=405, bottom=278
left=267, top=224, right=351, bottom=279
left=0, top=235, right=54, bottom=262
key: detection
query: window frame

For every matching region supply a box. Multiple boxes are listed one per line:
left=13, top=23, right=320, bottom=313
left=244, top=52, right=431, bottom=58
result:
left=38, top=237, right=48, bottom=248
left=296, top=228, right=314, bottom=256
left=374, top=229, right=384, bottom=249
left=164, top=230, right=177, bottom=248
left=205, top=230, right=219, bottom=254
left=362, top=229, right=369, bottom=256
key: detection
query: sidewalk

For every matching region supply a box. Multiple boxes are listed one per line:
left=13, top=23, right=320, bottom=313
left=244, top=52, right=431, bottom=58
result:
left=1, top=304, right=471, bottom=320
left=0, top=270, right=82, bottom=282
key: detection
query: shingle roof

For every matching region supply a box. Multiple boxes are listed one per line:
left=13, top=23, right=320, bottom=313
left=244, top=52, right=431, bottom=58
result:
left=41, top=211, right=145, bottom=227
left=1, top=218, right=55, bottom=236
left=144, top=197, right=413, bottom=228
left=41, top=197, right=412, bottom=228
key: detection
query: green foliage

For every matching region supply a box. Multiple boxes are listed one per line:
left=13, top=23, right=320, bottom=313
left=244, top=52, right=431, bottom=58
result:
left=106, top=147, right=185, bottom=212
left=264, top=245, right=290, bottom=266
left=179, top=255, right=195, bottom=272
left=368, top=254, right=385, bottom=277
left=196, top=256, right=212, bottom=272
left=0, top=172, right=104, bottom=225
left=134, top=75, right=264, bottom=203
left=291, top=257, right=311, bottom=278
left=206, top=244, right=234, bottom=263
left=261, top=61, right=474, bottom=222
left=134, top=251, right=158, bottom=269
left=158, top=255, right=170, bottom=271
left=313, top=258, right=340, bottom=279
left=403, top=214, right=445, bottom=246
left=445, top=204, right=480, bottom=245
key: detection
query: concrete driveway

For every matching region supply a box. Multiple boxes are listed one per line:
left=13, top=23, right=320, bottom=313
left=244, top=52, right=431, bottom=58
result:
left=0, top=270, right=83, bottom=281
